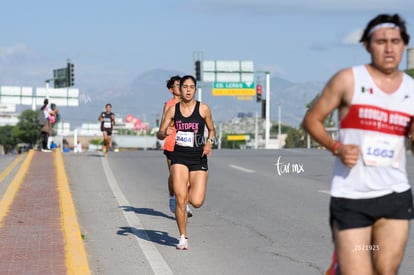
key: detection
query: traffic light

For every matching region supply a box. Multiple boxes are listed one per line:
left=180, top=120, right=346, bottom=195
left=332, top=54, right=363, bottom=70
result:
left=256, top=84, right=262, bottom=102
left=67, top=62, right=75, bottom=86
left=195, top=60, right=201, bottom=81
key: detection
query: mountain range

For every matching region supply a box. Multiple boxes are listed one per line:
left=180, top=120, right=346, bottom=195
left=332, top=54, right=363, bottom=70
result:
left=54, top=69, right=325, bottom=129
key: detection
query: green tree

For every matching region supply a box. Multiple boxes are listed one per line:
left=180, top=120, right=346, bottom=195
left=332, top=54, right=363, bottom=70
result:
left=405, top=69, right=414, bottom=78
left=89, top=138, right=103, bottom=145
left=304, top=93, right=337, bottom=147
left=281, top=93, right=338, bottom=149
left=270, top=123, right=291, bottom=134
left=0, top=125, right=18, bottom=153
left=306, top=93, right=336, bottom=128
left=270, top=122, right=307, bottom=148
left=284, top=127, right=306, bottom=148
left=14, top=109, right=42, bottom=146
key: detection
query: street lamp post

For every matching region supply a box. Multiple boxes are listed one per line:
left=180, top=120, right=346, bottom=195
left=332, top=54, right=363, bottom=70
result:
left=197, top=86, right=202, bottom=102
left=255, top=70, right=271, bottom=149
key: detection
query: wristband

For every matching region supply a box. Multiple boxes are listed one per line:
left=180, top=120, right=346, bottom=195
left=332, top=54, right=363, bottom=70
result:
left=330, top=141, right=342, bottom=156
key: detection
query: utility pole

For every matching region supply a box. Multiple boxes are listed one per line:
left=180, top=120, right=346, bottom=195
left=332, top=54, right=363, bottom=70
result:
left=197, top=87, right=202, bottom=102
left=255, top=71, right=271, bottom=149
left=255, top=113, right=259, bottom=149
left=264, top=72, right=271, bottom=149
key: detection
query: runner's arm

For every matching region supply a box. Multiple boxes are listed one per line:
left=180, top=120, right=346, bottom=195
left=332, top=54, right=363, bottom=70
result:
left=303, top=69, right=349, bottom=151
left=157, top=106, right=175, bottom=140
left=409, top=117, right=414, bottom=155
left=303, top=68, right=360, bottom=167
left=201, top=104, right=215, bottom=157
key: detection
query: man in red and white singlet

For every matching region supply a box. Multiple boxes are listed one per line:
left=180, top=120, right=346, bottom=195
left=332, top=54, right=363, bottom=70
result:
left=304, top=14, right=414, bottom=275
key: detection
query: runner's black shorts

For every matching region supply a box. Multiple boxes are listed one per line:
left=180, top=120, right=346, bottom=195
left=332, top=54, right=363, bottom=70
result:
left=330, top=189, right=414, bottom=231
left=170, top=154, right=208, bottom=172
left=163, top=150, right=173, bottom=160
left=101, top=128, right=112, bottom=136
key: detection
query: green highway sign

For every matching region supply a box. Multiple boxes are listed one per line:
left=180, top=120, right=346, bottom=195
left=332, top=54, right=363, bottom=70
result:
left=212, top=82, right=256, bottom=96
left=53, top=68, right=67, bottom=79
left=213, top=82, right=255, bottom=89
left=53, top=67, right=69, bottom=88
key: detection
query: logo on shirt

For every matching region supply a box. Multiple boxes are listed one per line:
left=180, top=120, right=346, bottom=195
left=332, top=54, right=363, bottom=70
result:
left=341, top=105, right=411, bottom=136
left=361, top=86, right=374, bottom=94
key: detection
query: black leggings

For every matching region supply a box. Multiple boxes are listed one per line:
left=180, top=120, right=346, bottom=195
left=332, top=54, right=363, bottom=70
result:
left=41, top=131, right=49, bottom=149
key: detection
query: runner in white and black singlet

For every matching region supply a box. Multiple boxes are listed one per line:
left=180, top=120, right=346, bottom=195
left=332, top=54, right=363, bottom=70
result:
left=98, top=103, right=115, bottom=157
left=304, top=14, right=414, bottom=275
left=157, top=75, right=216, bottom=250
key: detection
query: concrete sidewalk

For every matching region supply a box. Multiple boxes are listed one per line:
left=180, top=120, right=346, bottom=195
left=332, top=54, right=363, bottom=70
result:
left=0, top=150, right=90, bottom=275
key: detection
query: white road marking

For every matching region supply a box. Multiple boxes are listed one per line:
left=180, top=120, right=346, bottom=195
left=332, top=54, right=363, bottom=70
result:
left=101, top=158, right=173, bottom=275
left=228, top=164, right=255, bottom=173
left=318, top=190, right=331, bottom=195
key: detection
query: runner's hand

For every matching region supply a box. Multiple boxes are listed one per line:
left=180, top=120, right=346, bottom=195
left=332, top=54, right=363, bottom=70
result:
left=338, top=144, right=360, bottom=168
left=202, top=142, right=212, bottom=157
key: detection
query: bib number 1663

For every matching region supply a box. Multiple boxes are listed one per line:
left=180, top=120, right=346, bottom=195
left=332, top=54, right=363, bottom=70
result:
left=365, top=147, right=394, bottom=159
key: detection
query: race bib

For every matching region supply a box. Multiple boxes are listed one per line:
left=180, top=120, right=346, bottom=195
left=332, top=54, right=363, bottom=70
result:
left=361, top=134, right=403, bottom=167
left=176, top=131, right=194, bottom=147
left=104, top=122, right=112, bottom=128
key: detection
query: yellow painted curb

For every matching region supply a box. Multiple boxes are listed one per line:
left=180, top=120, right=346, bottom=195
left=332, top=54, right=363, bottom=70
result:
left=0, top=153, right=25, bottom=185
left=55, top=150, right=91, bottom=275
left=0, top=150, right=33, bottom=228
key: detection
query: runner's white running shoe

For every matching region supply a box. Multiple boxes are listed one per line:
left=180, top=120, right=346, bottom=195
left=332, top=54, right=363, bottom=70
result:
left=176, top=235, right=188, bottom=250
left=186, top=204, right=193, bottom=218
left=169, top=196, right=176, bottom=213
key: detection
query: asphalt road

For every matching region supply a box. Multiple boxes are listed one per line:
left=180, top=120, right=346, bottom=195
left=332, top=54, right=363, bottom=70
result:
left=58, top=149, right=414, bottom=274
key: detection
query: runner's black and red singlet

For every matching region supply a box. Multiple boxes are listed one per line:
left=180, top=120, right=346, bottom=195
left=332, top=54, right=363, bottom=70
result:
left=173, top=101, right=206, bottom=158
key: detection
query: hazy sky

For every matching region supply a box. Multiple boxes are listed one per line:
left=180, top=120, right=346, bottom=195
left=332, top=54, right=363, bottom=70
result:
left=1, top=0, right=414, bottom=91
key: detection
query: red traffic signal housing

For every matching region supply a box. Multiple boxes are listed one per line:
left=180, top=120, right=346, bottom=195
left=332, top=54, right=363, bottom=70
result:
left=256, top=84, right=262, bottom=102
